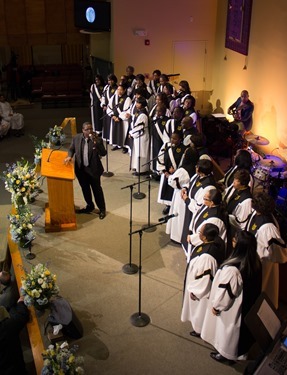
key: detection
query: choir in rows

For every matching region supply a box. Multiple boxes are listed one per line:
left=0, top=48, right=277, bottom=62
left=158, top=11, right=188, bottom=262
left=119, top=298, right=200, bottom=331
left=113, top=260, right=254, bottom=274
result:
left=90, top=67, right=287, bottom=365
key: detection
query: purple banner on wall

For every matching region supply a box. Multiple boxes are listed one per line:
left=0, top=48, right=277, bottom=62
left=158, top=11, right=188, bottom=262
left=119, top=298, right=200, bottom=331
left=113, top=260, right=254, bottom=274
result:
left=225, top=0, right=253, bottom=56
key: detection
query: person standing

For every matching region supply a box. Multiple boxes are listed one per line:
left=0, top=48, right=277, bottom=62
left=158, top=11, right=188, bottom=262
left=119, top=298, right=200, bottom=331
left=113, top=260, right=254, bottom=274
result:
left=201, top=231, right=262, bottom=364
left=181, top=224, right=225, bottom=337
left=90, top=75, right=105, bottom=135
left=65, top=122, right=107, bottom=219
left=245, top=191, right=287, bottom=308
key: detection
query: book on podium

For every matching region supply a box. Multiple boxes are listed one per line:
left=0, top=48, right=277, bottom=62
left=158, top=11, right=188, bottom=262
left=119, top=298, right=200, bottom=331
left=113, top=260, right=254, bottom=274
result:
left=41, top=148, right=77, bottom=232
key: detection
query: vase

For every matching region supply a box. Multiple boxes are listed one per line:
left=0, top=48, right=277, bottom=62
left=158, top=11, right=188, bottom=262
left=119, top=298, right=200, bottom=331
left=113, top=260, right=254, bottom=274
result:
left=18, top=239, right=30, bottom=249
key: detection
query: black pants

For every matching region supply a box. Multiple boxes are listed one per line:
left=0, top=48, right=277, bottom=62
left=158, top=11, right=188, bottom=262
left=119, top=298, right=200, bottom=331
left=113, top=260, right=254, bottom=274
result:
left=76, top=166, right=106, bottom=211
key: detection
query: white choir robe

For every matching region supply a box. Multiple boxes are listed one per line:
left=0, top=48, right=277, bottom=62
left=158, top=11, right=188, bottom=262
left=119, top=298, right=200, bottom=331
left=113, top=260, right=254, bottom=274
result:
left=129, top=113, right=150, bottom=173
left=181, top=253, right=218, bottom=334
left=187, top=207, right=227, bottom=260
left=224, top=185, right=252, bottom=230
left=166, top=168, right=190, bottom=243
left=201, top=266, right=243, bottom=361
left=246, top=211, right=287, bottom=308
left=187, top=183, right=215, bottom=216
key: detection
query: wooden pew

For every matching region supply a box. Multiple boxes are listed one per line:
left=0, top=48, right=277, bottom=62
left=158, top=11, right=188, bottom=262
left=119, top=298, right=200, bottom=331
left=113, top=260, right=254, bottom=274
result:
left=8, top=232, right=44, bottom=375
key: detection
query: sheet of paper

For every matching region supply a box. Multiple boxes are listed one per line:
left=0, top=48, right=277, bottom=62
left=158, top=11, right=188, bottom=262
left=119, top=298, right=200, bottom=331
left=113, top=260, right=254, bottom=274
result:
left=257, top=300, right=281, bottom=339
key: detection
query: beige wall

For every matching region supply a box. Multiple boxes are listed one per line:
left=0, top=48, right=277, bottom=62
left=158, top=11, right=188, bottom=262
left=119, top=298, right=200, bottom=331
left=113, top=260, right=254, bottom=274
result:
left=90, top=0, right=217, bottom=89
left=212, top=0, right=287, bottom=156
left=90, top=0, right=287, bottom=156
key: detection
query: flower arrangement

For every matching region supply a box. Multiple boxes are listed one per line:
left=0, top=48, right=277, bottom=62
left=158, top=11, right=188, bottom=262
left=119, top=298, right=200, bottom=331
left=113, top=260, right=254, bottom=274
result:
left=2, top=159, right=40, bottom=207
left=41, top=342, right=85, bottom=375
left=21, top=263, right=60, bottom=309
left=46, top=125, right=66, bottom=146
left=30, top=135, right=49, bottom=164
left=8, top=207, right=39, bottom=247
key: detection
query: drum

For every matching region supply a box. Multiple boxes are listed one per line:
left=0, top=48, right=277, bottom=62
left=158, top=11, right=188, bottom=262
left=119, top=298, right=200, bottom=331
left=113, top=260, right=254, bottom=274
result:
left=253, top=166, right=270, bottom=182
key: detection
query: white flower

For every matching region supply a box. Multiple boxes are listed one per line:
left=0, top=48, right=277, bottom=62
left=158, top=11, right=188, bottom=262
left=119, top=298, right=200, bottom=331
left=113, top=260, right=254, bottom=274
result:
left=38, top=278, right=43, bottom=284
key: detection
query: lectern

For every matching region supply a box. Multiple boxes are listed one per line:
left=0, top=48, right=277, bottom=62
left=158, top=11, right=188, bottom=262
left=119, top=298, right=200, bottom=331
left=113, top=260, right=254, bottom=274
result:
left=41, top=148, right=77, bottom=232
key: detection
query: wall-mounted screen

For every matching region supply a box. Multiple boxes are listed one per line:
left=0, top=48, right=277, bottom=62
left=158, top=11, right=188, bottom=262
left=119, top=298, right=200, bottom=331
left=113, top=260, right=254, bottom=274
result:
left=74, top=1, right=111, bottom=32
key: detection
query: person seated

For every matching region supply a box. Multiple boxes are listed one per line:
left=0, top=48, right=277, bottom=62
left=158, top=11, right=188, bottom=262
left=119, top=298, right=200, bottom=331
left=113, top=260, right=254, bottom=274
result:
left=227, top=90, right=254, bottom=134
left=0, top=93, right=24, bottom=137
left=0, top=114, right=10, bottom=139
left=0, top=296, right=30, bottom=374
left=0, top=270, right=19, bottom=311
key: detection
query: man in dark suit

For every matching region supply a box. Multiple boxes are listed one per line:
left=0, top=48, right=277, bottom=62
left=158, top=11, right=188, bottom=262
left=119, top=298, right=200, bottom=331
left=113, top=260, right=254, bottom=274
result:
left=65, top=122, right=107, bottom=219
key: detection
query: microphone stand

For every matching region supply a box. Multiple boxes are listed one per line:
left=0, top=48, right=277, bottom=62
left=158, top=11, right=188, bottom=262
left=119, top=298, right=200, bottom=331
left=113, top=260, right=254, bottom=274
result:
left=121, top=178, right=152, bottom=273
left=133, top=130, right=146, bottom=200
left=121, top=182, right=139, bottom=275
left=100, top=110, right=114, bottom=177
left=129, top=217, right=173, bottom=327
left=141, top=174, right=157, bottom=233
left=24, top=238, right=36, bottom=260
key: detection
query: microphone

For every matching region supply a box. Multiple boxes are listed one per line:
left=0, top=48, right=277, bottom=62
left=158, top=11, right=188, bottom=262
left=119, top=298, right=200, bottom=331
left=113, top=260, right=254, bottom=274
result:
left=158, top=213, right=178, bottom=222
left=47, top=145, right=62, bottom=162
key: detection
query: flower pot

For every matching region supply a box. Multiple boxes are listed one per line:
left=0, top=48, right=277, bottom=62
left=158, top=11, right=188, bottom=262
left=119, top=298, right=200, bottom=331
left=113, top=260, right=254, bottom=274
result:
left=18, top=239, right=30, bottom=249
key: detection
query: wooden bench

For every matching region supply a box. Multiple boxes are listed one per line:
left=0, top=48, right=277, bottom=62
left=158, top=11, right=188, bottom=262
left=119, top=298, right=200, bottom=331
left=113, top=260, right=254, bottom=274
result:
left=8, top=232, right=44, bottom=375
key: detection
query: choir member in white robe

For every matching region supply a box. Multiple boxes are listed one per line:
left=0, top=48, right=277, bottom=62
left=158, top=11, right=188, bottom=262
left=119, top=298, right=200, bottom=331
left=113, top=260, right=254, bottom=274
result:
left=218, top=149, right=253, bottom=190
left=201, top=231, right=262, bottom=363
left=157, top=132, right=186, bottom=211
left=100, top=74, right=118, bottom=142
left=129, top=97, right=150, bottom=174
left=107, top=84, right=132, bottom=151
left=224, top=169, right=252, bottom=231
left=90, top=75, right=105, bottom=134
left=181, top=224, right=226, bottom=336
left=149, top=92, right=172, bottom=119
left=0, top=94, right=24, bottom=135
left=181, top=159, right=216, bottom=253
left=245, top=191, right=287, bottom=309
left=166, top=146, right=199, bottom=243
left=164, top=106, right=184, bottom=137
left=187, top=188, right=228, bottom=261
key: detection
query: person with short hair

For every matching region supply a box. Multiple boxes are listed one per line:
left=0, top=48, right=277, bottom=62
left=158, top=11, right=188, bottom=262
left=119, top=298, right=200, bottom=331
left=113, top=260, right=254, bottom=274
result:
left=227, top=90, right=254, bottom=134
left=64, top=122, right=107, bottom=219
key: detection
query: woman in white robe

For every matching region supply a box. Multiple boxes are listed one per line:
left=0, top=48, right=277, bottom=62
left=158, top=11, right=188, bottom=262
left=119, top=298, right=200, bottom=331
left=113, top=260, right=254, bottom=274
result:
left=181, top=224, right=225, bottom=336
left=166, top=146, right=199, bottom=243
left=129, top=97, right=150, bottom=174
left=245, top=191, right=287, bottom=309
left=201, top=231, right=262, bottom=363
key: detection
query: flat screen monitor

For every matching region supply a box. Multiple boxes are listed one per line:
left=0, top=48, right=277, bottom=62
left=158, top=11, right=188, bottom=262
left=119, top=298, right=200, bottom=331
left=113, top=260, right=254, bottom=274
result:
left=74, top=1, right=111, bottom=32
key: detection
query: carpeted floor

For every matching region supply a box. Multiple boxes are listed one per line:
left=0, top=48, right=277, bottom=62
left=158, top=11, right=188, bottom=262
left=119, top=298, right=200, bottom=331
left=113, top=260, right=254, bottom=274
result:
left=0, top=102, right=260, bottom=375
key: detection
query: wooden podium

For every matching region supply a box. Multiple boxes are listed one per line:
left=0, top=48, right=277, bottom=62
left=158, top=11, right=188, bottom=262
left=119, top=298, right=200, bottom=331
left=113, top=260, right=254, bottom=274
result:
left=41, top=148, right=77, bottom=232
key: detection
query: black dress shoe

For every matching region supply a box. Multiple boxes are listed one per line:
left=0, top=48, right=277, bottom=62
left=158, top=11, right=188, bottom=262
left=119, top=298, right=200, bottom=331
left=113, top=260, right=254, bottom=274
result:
left=210, top=352, right=235, bottom=365
left=76, top=206, right=95, bottom=214
left=190, top=331, right=200, bottom=337
left=122, top=147, right=128, bottom=154
left=99, top=211, right=106, bottom=220
left=111, top=146, right=119, bottom=151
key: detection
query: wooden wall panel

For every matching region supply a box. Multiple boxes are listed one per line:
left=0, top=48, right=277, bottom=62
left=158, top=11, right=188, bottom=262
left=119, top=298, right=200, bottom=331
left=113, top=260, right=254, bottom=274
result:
left=5, top=0, right=26, bottom=35
left=8, top=35, right=28, bottom=46
left=25, top=0, right=46, bottom=34
left=62, top=44, right=83, bottom=64
left=47, top=33, right=67, bottom=45
left=11, top=46, right=32, bottom=65
left=46, top=0, right=66, bottom=33
left=0, top=0, right=7, bottom=35
left=28, top=34, right=47, bottom=46
left=65, top=0, right=77, bottom=33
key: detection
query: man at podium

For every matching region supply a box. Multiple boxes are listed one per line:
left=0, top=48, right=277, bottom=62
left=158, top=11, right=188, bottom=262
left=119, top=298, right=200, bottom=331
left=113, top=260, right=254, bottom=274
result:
left=64, top=121, right=107, bottom=219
